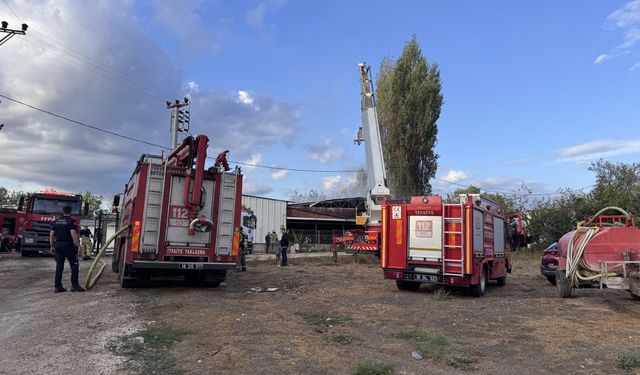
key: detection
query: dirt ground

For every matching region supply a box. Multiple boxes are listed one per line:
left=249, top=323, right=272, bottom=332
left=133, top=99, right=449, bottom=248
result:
left=1, top=251, right=639, bottom=375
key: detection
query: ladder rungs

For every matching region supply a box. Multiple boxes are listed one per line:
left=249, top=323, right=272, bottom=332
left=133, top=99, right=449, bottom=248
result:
left=444, top=259, right=463, bottom=262
left=444, top=231, right=463, bottom=234
left=445, top=245, right=463, bottom=248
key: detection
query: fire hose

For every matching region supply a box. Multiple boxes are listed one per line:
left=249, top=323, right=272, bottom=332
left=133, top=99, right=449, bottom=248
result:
left=565, top=206, right=631, bottom=285
left=84, top=226, right=130, bottom=290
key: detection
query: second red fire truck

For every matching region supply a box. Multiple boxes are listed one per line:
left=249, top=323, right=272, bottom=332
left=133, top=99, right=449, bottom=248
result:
left=354, top=63, right=510, bottom=296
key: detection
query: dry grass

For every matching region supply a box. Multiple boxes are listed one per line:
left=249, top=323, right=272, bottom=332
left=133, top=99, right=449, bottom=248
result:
left=511, top=249, right=543, bottom=275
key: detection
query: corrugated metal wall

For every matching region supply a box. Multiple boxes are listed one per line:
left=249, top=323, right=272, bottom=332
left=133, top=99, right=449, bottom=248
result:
left=242, top=195, right=288, bottom=244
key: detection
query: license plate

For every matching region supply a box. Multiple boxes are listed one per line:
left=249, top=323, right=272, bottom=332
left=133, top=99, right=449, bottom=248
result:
left=179, top=263, right=204, bottom=270
left=414, top=274, right=438, bottom=282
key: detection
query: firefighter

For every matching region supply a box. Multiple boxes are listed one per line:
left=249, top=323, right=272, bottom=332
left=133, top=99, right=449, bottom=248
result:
left=279, top=227, right=289, bottom=267
left=238, top=227, right=247, bottom=272
left=49, top=205, right=85, bottom=293
left=270, top=230, right=278, bottom=263
left=265, top=232, right=271, bottom=254
left=78, top=225, right=93, bottom=260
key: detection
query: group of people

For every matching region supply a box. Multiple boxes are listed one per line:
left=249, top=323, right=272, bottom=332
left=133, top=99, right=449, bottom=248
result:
left=264, top=227, right=289, bottom=267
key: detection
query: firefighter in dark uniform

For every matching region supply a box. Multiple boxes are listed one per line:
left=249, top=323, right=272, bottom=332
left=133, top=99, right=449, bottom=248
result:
left=49, top=205, right=85, bottom=293
left=238, top=227, right=247, bottom=272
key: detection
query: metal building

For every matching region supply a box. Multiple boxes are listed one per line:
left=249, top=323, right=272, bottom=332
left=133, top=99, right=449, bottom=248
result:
left=242, top=195, right=288, bottom=251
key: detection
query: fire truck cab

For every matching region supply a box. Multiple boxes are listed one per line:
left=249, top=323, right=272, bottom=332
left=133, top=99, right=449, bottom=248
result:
left=380, top=194, right=511, bottom=296
left=112, top=134, right=243, bottom=287
left=17, top=192, right=85, bottom=256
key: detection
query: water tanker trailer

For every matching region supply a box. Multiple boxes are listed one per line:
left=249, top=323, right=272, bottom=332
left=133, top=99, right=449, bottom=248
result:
left=556, top=207, right=640, bottom=300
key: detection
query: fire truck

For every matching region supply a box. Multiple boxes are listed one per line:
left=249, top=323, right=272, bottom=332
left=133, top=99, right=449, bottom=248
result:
left=111, top=132, right=243, bottom=287
left=0, top=208, right=19, bottom=252
left=241, top=207, right=257, bottom=254
left=355, top=63, right=510, bottom=296
left=17, top=192, right=85, bottom=256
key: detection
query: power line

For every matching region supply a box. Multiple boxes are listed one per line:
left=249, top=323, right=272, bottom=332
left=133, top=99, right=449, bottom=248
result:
left=1, top=1, right=176, bottom=101
left=0, top=93, right=361, bottom=173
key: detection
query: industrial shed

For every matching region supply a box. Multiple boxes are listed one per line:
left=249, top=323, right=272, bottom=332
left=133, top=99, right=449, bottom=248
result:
left=241, top=195, right=288, bottom=252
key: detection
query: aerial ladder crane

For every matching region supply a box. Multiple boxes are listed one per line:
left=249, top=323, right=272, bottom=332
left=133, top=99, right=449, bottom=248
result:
left=335, top=63, right=391, bottom=255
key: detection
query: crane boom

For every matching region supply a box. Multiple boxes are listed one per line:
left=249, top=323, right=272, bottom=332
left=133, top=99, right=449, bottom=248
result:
left=356, top=63, right=390, bottom=227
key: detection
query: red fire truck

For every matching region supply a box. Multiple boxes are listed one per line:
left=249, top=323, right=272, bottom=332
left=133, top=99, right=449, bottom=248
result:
left=111, top=134, right=243, bottom=287
left=353, top=63, right=510, bottom=296
left=380, top=194, right=511, bottom=296
left=17, top=192, right=85, bottom=256
left=0, top=208, right=19, bottom=252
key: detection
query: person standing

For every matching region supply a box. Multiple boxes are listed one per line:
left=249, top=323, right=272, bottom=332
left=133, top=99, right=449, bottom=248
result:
left=265, top=232, right=271, bottom=254
left=270, top=231, right=278, bottom=256
left=238, top=227, right=247, bottom=272
left=49, top=206, right=85, bottom=293
left=79, top=226, right=93, bottom=260
left=279, top=227, right=289, bottom=267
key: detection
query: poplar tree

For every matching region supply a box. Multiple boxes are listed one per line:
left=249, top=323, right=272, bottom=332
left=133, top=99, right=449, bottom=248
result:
left=376, top=36, right=443, bottom=198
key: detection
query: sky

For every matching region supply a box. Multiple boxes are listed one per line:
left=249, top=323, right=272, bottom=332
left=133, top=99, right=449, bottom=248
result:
left=0, top=0, right=639, bottom=202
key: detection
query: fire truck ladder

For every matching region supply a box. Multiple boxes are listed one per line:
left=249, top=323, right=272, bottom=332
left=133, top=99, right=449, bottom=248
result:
left=214, top=171, right=239, bottom=256
left=443, top=204, right=465, bottom=276
left=141, top=160, right=165, bottom=254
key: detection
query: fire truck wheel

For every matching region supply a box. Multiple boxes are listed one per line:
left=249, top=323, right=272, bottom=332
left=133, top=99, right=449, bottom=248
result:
left=112, top=246, right=121, bottom=273
left=395, top=280, right=421, bottom=291
left=118, top=250, right=135, bottom=288
left=469, top=267, right=487, bottom=297
left=556, top=269, right=572, bottom=298
left=496, top=272, right=507, bottom=287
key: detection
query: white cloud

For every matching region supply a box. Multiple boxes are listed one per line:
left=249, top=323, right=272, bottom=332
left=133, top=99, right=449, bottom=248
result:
left=630, top=61, right=640, bottom=71
left=596, top=0, right=640, bottom=65
left=245, top=0, right=286, bottom=30
left=237, top=90, right=254, bottom=105
left=243, top=154, right=262, bottom=170
left=594, top=54, right=610, bottom=64
left=438, top=169, right=470, bottom=184
left=0, top=1, right=300, bottom=196
left=271, top=169, right=288, bottom=181
left=308, top=138, right=344, bottom=163
left=243, top=178, right=273, bottom=195
left=323, top=175, right=341, bottom=190
left=556, top=139, right=640, bottom=162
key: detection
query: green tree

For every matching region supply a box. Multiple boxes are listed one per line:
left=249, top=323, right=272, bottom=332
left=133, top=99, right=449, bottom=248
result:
left=82, top=191, right=104, bottom=219
left=588, top=159, right=640, bottom=215
left=376, top=35, right=443, bottom=198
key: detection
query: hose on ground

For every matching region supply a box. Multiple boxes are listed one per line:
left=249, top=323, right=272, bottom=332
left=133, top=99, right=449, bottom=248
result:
left=84, top=226, right=129, bottom=290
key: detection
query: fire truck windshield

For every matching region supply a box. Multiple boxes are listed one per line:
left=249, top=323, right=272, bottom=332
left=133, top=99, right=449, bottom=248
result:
left=31, top=197, right=81, bottom=215
left=242, top=214, right=256, bottom=229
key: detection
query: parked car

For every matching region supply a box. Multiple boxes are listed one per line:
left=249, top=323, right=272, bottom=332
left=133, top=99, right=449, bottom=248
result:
left=540, top=242, right=559, bottom=285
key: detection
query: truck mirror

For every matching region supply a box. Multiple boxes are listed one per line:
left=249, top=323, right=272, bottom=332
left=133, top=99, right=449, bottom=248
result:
left=18, top=196, right=24, bottom=211
left=112, top=195, right=120, bottom=208
left=84, top=202, right=89, bottom=216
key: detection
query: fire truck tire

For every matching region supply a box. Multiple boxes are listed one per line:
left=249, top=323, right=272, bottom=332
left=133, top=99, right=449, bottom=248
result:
left=112, top=246, right=121, bottom=273
left=469, top=267, right=487, bottom=297
left=396, top=280, right=421, bottom=291
left=496, top=272, right=507, bottom=287
left=118, top=250, right=135, bottom=288
left=556, top=269, right=572, bottom=298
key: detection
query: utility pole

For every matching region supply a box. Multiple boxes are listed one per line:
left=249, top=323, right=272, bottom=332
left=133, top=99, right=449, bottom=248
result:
left=165, top=98, right=191, bottom=150
left=0, top=21, right=28, bottom=47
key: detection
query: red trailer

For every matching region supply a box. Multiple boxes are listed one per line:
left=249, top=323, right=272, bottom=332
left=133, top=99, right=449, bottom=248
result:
left=555, top=208, right=640, bottom=300
left=380, top=194, right=511, bottom=297
left=112, top=134, right=243, bottom=287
